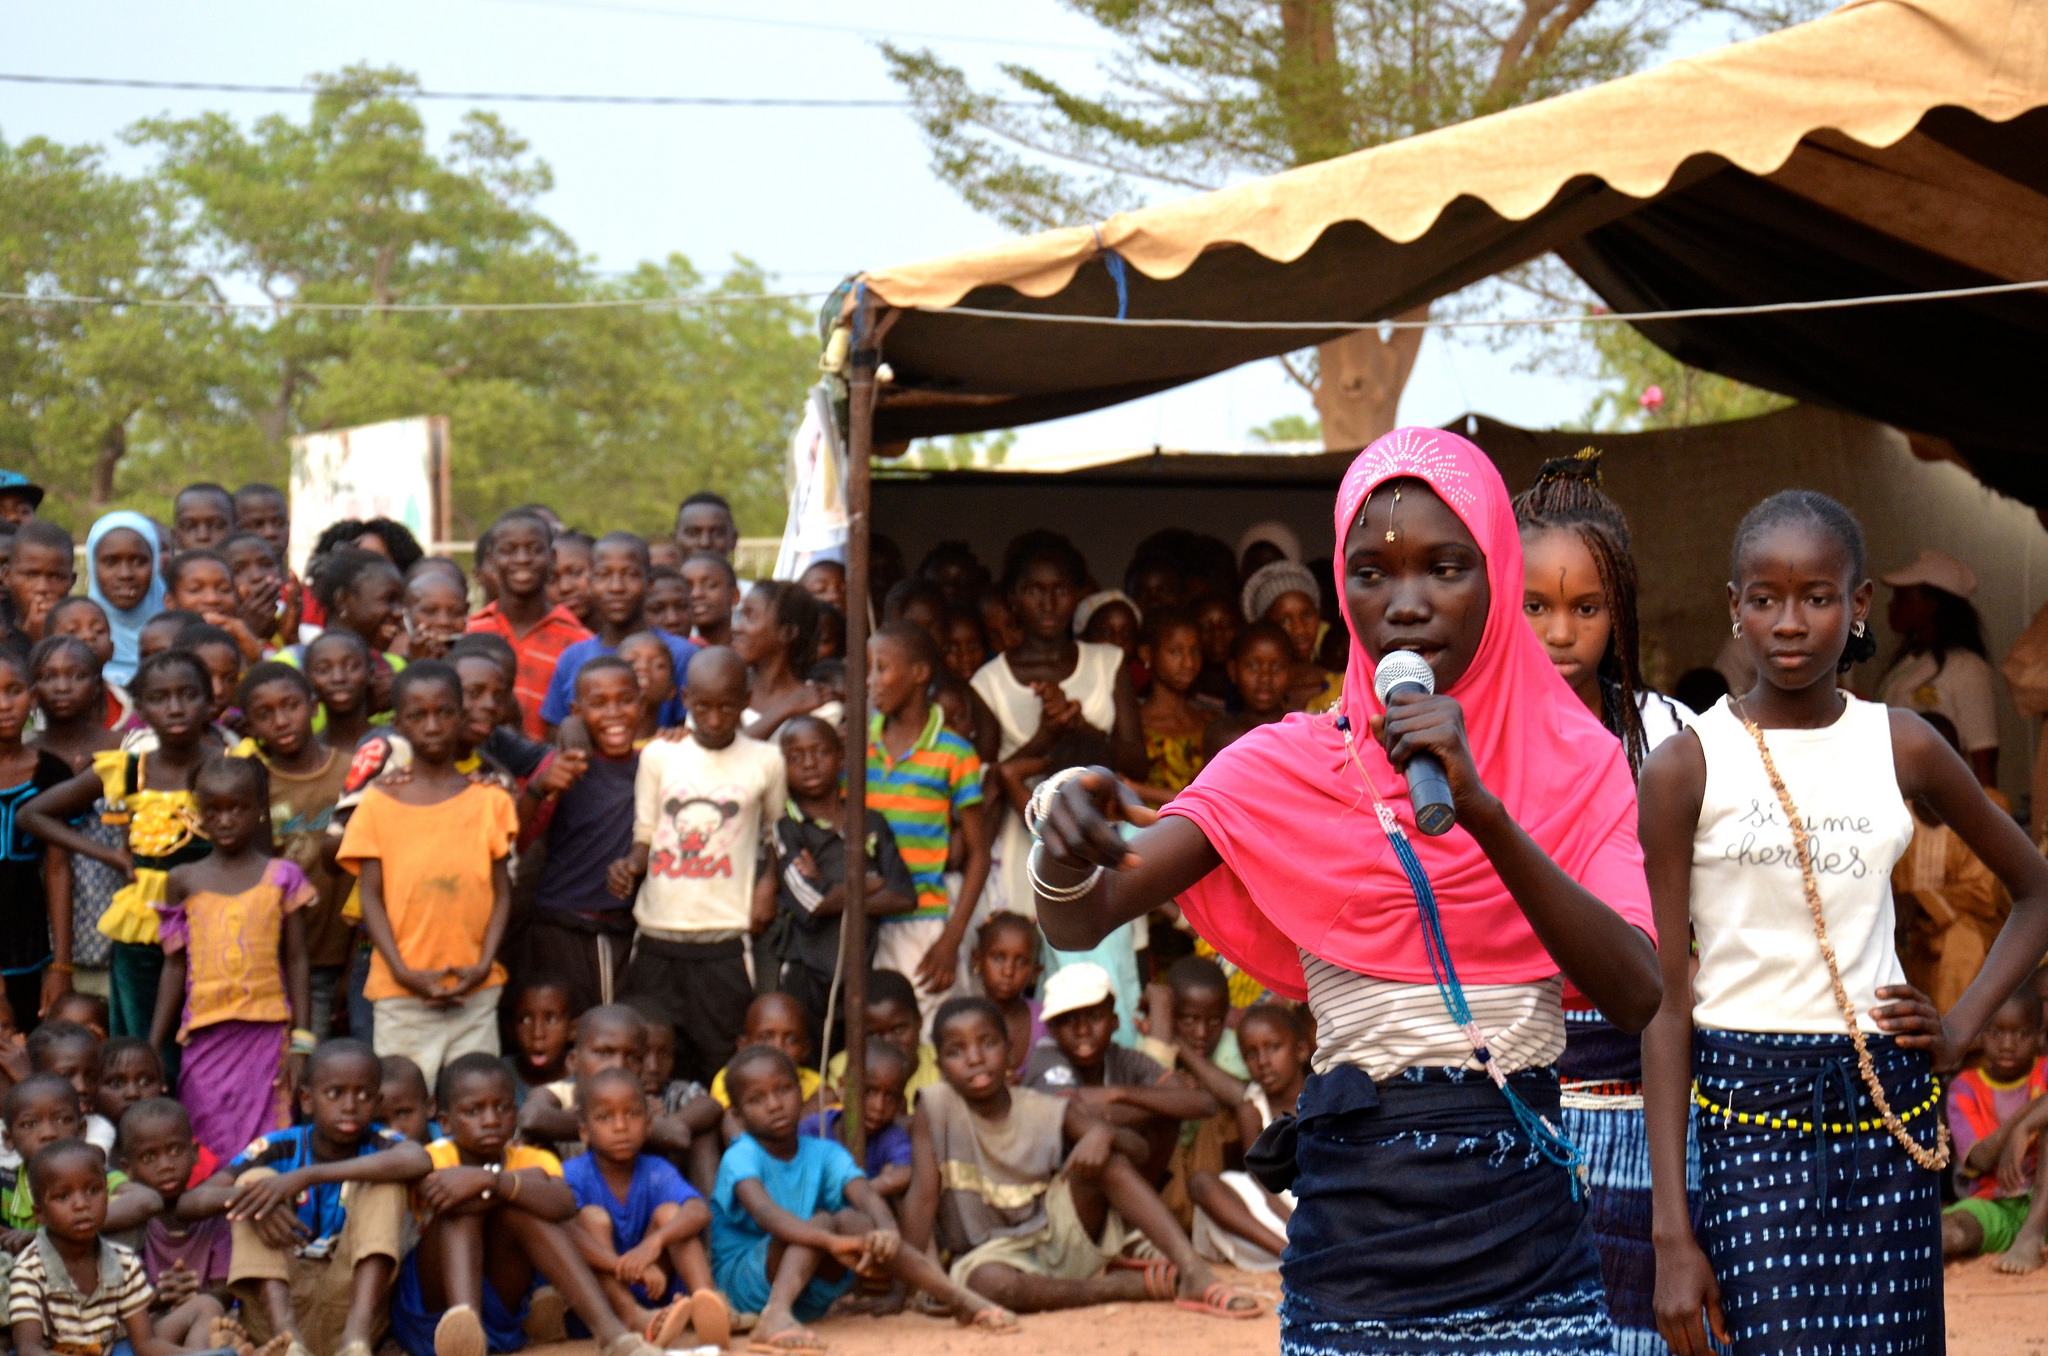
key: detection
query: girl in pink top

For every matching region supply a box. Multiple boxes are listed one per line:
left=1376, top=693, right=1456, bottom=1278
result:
left=154, top=756, right=312, bottom=1158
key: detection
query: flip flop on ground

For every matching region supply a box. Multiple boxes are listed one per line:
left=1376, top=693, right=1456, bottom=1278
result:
left=1107, top=1255, right=1179, bottom=1301
left=690, top=1289, right=733, bottom=1347
left=646, top=1295, right=695, bottom=1348
left=1173, top=1283, right=1264, bottom=1319
left=747, top=1324, right=826, bottom=1356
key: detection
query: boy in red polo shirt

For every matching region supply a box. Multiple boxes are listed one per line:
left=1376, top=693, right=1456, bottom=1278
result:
left=465, top=509, right=592, bottom=737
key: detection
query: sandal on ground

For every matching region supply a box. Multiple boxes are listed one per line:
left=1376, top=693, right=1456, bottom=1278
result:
left=690, top=1290, right=734, bottom=1348
left=434, top=1305, right=487, bottom=1356
left=1172, top=1283, right=1264, bottom=1319
left=746, top=1325, right=826, bottom=1356
left=1108, top=1256, right=1179, bottom=1302
left=646, top=1295, right=695, bottom=1348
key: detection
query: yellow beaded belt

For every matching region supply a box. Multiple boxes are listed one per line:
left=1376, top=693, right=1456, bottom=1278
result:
left=1692, top=1077, right=1942, bottom=1135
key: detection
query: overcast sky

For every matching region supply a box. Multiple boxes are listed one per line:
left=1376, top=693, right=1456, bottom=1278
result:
left=4, top=1, right=1748, bottom=458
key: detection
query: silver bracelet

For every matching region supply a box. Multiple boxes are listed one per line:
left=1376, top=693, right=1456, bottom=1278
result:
left=1028, top=841, right=1103, bottom=903
left=1025, top=766, right=1091, bottom=840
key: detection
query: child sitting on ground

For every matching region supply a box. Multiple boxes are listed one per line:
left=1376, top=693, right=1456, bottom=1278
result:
left=191, top=1039, right=429, bottom=1356
left=625, top=999, right=722, bottom=1198
left=152, top=757, right=313, bottom=1162
left=710, top=996, right=821, bottom=1110
left=379, top=1057, right=439, bottom=1146
left=26, top=1023, right=118, bottom=1154
left=1943, top=987, right=2048, bottom=1271
left=121, top=1099, right=233, bottom=1347
left=507, top=981, right=574, bottom=1107
left=1023, top=965, right=1218, bottom=1183
left=389, top=1054, right=661, bottom=1356
left=903, top=997, right=1257, bottom=1319
left=1146, top=958, right=1249, bottom=1228
left=338, top=663, right=516, bottom=1089
left=96, top=1039, right=170, bottom=1144
left=2, top=1075, right=160, bottom=1252
left=563, top=1067, right=726, bottom=1349
left=824, top=972, right=940, bottom=1108
left=1187, top=1004, right=1308, bottom=1272
left=1200, top=622, right=1293, bottom=758
left=711, top=1046, right=1014, bottom=1353
left=7, top=1139, right=211, bottom=1356
left=969, top=914, right=1044, bottom=1084
left=798, top=1042, right=913, bottom=1202
left=519, top=1005, right=651, bottom=1157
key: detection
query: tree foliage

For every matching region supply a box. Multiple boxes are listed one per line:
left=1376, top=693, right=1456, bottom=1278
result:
left=1576, top=319, right=1791, bottom=432
left=3, top=67, right=814, bottom=538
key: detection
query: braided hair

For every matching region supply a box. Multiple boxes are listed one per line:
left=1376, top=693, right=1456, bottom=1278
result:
left=1513, top=449, right=1651, bottom=776
left=1728, top=490, right=1878, bottom=674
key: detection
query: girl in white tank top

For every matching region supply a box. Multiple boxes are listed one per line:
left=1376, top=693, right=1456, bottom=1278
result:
left=1637, top=492, right=2048, bottom=1356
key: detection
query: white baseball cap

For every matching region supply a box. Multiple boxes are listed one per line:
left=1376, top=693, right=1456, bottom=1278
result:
left=1881, top=548, right=1977, bottom=599
left=1039, top=962, right=1115, bottom=1022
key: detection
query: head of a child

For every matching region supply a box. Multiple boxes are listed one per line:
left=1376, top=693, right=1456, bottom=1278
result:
left=552, top=530, right=595, bottom=625
left=488, top=511, right=554, bottom=605
left=512, top=981, right=574, bottom=1080
left=723, top=1046, right=803, bottom=1146
left=233, top=484, right=290, bottom=559
left=590, top=532, right=652, bottom=631
left=0, top=650, right=30, bottom=741
left=117, top=1098, right=196, bottom=1207
left=939, top=610, right=987, bottom=684
left=858, top=1040, right=911, bottom=1138
left=869, top=622, right=936, bottom=722
left=223, top=532, right=283, bottom=608
left=377, top=1055, right=436, bottom=1144
left=439, top=1052, right=520, bottom=1163
left=403, top=564, right=469, bottom=660
left=173, top=483, right=235, bottom=552
left=1141, top=612, right=1203, bottom=697
left=8, top=521, right=75, bottom=641
left=571, top=1005, right=650, bottom=1082
left=316, top=549, right=406, bottom=650
left=391, top=661, right=463, bottom=768
left=574, top=657, right=641, bottom=759
left=95, top=1038, right=166, bottom=1126
left=174, top=623, right=245, bottom=722
left=683, top=645, right=748, bottom=751
left=933, top=997, right=1011, bottom=1110
left=132, top=649, right=213, bottom=748
left=1979, top=987, right=2044, bottom=1084
left=1237, top=1004, right=1311, bottom=1099
left=1165, top=956, right=1231, bottom=1058
left=741, top=993, right=813, bottom=1071
left=1041, top=964, right=1116, bottom=1075
left=864, top=970, right=923, bottom=1068
left=579, top=1066, right=651, bottom=1166
left=6, top=1073, right=84, bottom=1164
left=28, top=1021, right=100, bottom=1120
left=779, top=715, right=840, bottom=803
left=167, top=551, right=238, bottom=622
left=46, top=993, right=108, bottom=1041
left=627, top=997, right=677, bottom=1094
left=298, top=1039, right=383, bottom=1154
left=616, top=632, right=675, bottom=723
left=646, top=567, right=691, bottom=636
left=1229, top=622, right=1294, bottom=717
left=675, top=493, right=737, bottom=560
left=190, top=754, right=268, bottom=856
left=47, top=597, right=114, bottom=671
left=681, top=552, right=740, bottom=634
left=240, top=663, right=319, bottom=762
left=304, top=629, right=371, bottom=724
left=971, top=912, right=1041, bottom=1006
left=446, top=648, right=514, bottom=751
left=29, top=1139, right=108, bottom=1246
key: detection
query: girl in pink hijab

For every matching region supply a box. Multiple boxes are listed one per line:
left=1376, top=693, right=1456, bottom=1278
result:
left=1032, top=428, right=1660, bottom=1354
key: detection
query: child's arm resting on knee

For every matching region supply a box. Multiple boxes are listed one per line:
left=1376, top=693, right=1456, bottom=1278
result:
left=518, top=1086, right=579, bottom=1144
left=1076, top=1069, right=1218, bottom=1123
left=226, top=1136, right=431, bottom=1235
left=105, top=1178, right=165, bottom=1232
left=1061, top=1099, right=1148, bottom=1168
left=733, top=1178, right=866, bottom=1268
left=1992, top=1094, right=2048, bottom=1195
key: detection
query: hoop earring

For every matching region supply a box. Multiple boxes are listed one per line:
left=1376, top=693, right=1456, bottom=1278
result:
left=1731, top=621, right=1741, bottom=638
left=1853, top=620, right=1868, bottom=638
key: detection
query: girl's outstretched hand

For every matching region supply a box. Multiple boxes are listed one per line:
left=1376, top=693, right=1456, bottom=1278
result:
left=1041, top=768, right=1157, bottom=874
left=1872, top=983, right=1959, bottom=1071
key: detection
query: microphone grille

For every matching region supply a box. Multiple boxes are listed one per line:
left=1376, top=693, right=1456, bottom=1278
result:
left=1373, top=650, right=1436, bottom=702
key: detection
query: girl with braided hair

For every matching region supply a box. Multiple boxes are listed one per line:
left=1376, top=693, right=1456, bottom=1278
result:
left=1513, top=449, right=1696, bottom=1353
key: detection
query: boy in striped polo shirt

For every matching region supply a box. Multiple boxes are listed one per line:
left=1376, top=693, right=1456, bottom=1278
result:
left=866, top=623, right=990, bottom=1013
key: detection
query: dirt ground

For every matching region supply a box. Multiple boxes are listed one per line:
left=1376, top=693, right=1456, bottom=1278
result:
left=507, top=1259, right=2048, bottom=1356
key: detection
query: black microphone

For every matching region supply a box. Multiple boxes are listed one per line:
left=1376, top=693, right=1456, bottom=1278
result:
left=1373, top=650, right=1457, bottom=836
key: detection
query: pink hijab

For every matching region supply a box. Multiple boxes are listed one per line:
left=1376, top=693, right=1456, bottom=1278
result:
left=1165, top=428, right=1652, bottom=1000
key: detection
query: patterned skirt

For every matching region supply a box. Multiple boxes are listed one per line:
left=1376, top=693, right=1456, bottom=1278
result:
left=1693, top=1028, right=1944, bottom=1356
left=1277, top=1064, right=1613, bottom=1356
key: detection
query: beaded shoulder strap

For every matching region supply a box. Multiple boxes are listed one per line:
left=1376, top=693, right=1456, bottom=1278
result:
left=1731, top=698, right=1951, bottom=1171
left=1334, top=716, right=1587, bottom=1194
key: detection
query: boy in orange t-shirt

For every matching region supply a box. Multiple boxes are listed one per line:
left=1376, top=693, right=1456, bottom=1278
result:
left=338, top=660, right=517, bottom=1089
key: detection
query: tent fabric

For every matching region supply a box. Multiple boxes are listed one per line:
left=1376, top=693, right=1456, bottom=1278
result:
left=856, top=0, right=2048, bottom=498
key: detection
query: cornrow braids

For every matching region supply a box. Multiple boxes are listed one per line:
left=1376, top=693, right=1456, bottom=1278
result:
left=1513, top=448, right=1650, bottom=777
left=1729, top=490, right=1876, bottom=673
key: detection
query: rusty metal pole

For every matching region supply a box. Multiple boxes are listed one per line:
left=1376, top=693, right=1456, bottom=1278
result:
left=839, top=298, right=877, bottom=1164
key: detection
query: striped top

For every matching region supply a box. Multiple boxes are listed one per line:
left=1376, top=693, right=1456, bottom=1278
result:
left=867, top=706, right=983, bottom=919
left=1302, top=951, right=1564, bottom=1081
left=465, top=601, right=594, bottom=739
left=8, top=1232, right=152, bottom=1354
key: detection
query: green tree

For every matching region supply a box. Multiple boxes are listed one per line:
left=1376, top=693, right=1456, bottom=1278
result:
left=886, top=1, right=1823, bottom=445
left=1576, top=320, right=1791, bottom=432
left=907, top=429, right=1017, bottom=469
left=6, top=68, right=814, bottom=538
left=1247, top=412, right=1321, bottom=445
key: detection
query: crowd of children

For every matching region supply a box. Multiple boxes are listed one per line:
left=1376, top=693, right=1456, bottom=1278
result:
left=0, top=477, right=1394, bottom=1356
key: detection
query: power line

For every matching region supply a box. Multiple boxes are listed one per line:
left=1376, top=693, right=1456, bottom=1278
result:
left=477, top=0, right=1111, bottom=52
left=909, top=278, right=2048, bottom=330
left=0, top=289, right=832, bottom=313
left=0, top=72, right=940, bottom=108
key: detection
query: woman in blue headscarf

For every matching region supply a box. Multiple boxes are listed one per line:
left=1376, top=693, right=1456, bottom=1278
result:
left=85, top=511, right=166, bottom=686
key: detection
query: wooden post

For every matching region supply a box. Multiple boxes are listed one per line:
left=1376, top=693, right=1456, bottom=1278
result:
left=840, top=300, right=878, bottom=1164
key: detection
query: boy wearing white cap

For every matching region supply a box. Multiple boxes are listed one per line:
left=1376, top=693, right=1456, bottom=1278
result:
left=1877, top=547, right=2002, bottom=785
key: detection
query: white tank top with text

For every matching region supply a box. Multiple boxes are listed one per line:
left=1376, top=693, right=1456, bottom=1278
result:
left=1689, top=694, right=1913, bottom=1034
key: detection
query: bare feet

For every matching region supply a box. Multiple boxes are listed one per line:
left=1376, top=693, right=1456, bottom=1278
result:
left=209, top=1315, right=254, bottom=1356
left=1998, top=1228, right=2047, bottom=1274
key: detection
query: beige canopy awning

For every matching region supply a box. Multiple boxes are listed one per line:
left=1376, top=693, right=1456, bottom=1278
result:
left=855, top=0, right=2048, bottom=502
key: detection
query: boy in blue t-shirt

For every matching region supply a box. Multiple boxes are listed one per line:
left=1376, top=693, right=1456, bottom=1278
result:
left=796, top=1041, right=914, bottom=1202
left=710, top=1047, right=1014, bottom=1351
left=183, top=1039, right=431, bottom=1356
left=564, top=1068, right=726, bottom=1349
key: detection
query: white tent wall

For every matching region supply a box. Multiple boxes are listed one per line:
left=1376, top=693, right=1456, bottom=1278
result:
left=876, top=405, right=2048, bottom=809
